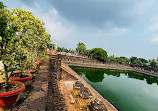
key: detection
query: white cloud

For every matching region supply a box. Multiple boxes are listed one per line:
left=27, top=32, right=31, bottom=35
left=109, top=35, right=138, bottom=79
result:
left=97, top=27, right=127, bottom=38
left=150, top=14, right=158, bottom=22
left=42, top=10, right=73, bottom=41
left=51, top=8, right=58, bottom=16
left=20, top=2, right=73, bottom=41
left=21, top=4, right=41, bottom=18
left=149, top=15, right=158, bottom=32
left=34, top=2, right=40, bottom=10
left=148, top=22, right=158, bottom=32
left=149, top=14, right=158, bottom=43
left=151, top=36, right=158, bottom=43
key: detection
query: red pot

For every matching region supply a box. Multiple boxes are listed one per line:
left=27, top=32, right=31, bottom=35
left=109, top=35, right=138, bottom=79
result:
left=9, top=73, right=33, bottom=82
left=35, top=62, right=39, bottom=66
left=30, top=70, right=35, bottom=74
left=39, top=59, right=42, bottom=63
left=0, top=81, right=25, bottom=110
left=38, top=59, right=42, bottom=65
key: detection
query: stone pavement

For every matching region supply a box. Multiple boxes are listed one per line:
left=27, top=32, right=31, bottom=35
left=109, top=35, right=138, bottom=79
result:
left=16, top=57, right=67, bottom=111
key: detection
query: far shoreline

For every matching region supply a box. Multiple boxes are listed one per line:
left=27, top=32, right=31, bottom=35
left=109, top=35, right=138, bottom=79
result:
left=66, top=62, right=158, bottom=78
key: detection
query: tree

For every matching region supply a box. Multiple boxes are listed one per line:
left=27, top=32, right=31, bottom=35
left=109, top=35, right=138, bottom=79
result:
left=130, top=56, right=138, bottom=64
left=108, top=55, right=115, bottom=61
left=0, top=2, right=20, bottom=88
left=57, top=47, right=76, bottom=54
left=10, top=9, right=51, bottom=60
left=130, top=56, right=150, bottom=67
left=139, top=58, right=148, bottom=63
left=0, top=4, right=51, bottom=88
left=114, top=57, right=130, bottom=64
left=89, top=48, right=108, bottom=62
left=150, top=59, right=157, bottom=68
left=76, top=42, right=86, bottom=56
left=85, top=50, right=90, bottom=56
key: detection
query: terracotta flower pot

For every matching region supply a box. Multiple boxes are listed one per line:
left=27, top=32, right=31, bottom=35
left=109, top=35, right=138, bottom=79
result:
left=30, top=69, right=35, bottom=74
left=9, top=73, right=33, bottom=82
left=35, top=62, right=39, bottom=66
left=0, top=81, right=25, bottom=110
left=38, top=59, right=42, bottom=65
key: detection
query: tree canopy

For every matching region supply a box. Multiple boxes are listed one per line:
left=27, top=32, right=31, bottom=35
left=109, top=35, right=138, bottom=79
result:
left=89, top=48, right=108, bottom=62
left=9, top=9, right=51, bottom=58
left=0, top=2, right=51, bottom=87
left=76, top=42, right=87, bottom=56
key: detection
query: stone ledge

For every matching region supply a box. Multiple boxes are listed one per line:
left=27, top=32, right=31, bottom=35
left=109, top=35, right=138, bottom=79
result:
left=61, top=62, right=118, bottom=111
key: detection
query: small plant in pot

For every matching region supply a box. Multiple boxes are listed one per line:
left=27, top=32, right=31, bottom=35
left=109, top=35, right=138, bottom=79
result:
left=0, top=2, right=25, bottom=110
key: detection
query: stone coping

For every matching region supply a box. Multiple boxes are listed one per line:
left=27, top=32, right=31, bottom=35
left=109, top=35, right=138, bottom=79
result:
left=65, top=62, right=158, bottom=78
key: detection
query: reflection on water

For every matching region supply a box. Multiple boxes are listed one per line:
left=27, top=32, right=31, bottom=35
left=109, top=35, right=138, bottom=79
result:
left=71, top=66, right=158, bottom=85
left=71, top=66, right=158, bottom=111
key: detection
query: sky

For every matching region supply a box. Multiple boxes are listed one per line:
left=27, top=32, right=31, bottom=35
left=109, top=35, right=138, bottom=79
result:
left=1, top=0, right=158, bottom=60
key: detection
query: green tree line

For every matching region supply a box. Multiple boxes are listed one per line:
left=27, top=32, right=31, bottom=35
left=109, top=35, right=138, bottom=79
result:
left=57, top=42, right=158, bottom=69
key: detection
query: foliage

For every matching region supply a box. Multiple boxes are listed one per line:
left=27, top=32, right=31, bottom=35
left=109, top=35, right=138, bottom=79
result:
left=0, top=2, right=51, bottom=88
left=107, top=55, right=115, bottom=61
left=130, top=57, right=148, bottom=66
left=0, top=1, right=19, bottom=87
left=150, top=59, right=157, bottom=68
left=84, top=50, right=90, bottom=56
left=76, top=42, right=87, bottom=56
left=114, top=56, right=130, bottom=64
left=58, top=47, right=75, bottom=53
left=89, top=48, right=108, bottom=62
left=9, top=9, right=51, bottom=59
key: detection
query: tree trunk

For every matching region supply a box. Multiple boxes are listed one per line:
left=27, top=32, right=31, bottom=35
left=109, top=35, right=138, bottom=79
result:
left=4, top=64, right=9, bottom=88
left=20, top=69, right=23, bottom=77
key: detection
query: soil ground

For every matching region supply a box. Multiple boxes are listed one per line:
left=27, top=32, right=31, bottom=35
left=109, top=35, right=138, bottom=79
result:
left=58, top=79, right=87, bottom=111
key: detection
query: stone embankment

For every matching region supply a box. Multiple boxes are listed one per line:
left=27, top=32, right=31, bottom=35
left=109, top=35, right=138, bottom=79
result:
left=50, top=54, right=117, bottom=110
left=61, top=61, right=117, bottom=111
left=63, top=60, right=158, bottom=78
left=58, top=54, right=158, bottom=77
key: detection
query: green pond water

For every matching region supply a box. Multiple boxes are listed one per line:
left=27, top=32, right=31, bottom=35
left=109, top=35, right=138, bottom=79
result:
left=71, top=66, right=158, bottom=111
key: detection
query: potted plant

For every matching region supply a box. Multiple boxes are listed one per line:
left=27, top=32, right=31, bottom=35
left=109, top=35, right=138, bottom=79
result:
left=9, top=45, right=34, bottom=82
left=7, top=8, right=50, bottom=81
left=0, top=81, right=25, bottom=110
left=8, top=8, right=51, bottom=71
left=0, top=3, right=51, bottom=109
left=0, top=2, right=25, bottom=109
